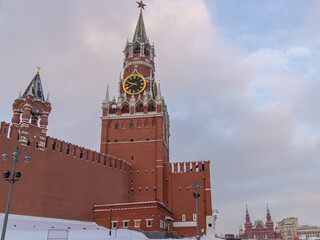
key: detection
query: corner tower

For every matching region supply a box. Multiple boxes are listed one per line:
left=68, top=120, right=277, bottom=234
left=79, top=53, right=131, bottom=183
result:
left=100, top=2, right=170, bottom=203
left=10, top=68, right=51, bottom=149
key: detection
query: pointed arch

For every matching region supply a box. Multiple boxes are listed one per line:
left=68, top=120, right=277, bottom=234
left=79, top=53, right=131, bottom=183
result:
left=109, top=102, right=117, bottom=114
left=121, top=102, right=129, bottom=114
left=135, top=101, right=143, bottom=113
left=144, top=43, right=150, bottom=56
left=147, top=100, right=156, bottom=112
left=133, top=43, right=140, bottom=54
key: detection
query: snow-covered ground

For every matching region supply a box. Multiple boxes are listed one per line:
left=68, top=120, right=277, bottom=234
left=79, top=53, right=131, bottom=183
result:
left=0, top=214, right=219, bottom=240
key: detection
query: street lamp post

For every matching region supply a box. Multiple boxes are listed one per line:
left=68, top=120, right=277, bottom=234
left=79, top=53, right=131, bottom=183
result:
left=109, top=206, right=112, bottom=236
left=190, top=181, right=202, bottom=240
left=1, top=145, right=31, bottom=240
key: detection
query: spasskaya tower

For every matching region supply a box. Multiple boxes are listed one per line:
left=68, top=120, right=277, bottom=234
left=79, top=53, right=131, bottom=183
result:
left=100, top=1, right=170, bottom=204
left=96, top=2, right=214, bottom=238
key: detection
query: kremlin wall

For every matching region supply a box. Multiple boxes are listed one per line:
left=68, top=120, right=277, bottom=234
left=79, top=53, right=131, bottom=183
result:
left=0, top=2, right=214, bottom=238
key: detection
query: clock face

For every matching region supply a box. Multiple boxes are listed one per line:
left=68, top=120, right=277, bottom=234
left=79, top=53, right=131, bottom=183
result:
left=123, top=74, right=146, bottom=95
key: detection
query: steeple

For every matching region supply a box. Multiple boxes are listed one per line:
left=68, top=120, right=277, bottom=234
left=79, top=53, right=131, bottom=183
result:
left=21, top=68, right=45, bottom=102
left=245, top=204, right=251, bottom=223
left=266, top=203, right=272, bottom=222
left=10, top=68, right=52, bottom=149
left=133, top=1, right=148, bottom=43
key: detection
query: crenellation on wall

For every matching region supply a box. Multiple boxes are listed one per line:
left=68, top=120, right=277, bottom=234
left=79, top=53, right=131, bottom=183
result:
left=43, top=135, right=131, bottom=172
left=0, top=121, right=10, bottom=137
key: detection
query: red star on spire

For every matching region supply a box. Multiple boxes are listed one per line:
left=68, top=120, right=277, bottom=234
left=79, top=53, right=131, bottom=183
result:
left=137, top=1, right=146, bottom=10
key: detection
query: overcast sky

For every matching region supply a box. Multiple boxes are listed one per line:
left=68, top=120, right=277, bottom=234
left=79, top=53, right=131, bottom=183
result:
left=1, top=0, right=320, bottom=235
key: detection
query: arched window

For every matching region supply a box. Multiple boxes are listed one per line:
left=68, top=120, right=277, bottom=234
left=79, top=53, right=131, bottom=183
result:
left=148, top=102, right=156, bottom=112
left=136, top=102, right=143, bottom=112
left=121, top=103, right=129, bottom=114
left=130, top=121, right=134, bottom=128
left=144, top=44, right=149, bottom=56
left=109, top=104, right=117, bottom=114
left=115, top=122, right=119, bottom=129
left=133, top=43, right=140, bottom=54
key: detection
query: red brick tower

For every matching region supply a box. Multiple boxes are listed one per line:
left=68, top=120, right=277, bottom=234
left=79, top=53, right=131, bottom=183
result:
left=95, top=2, right=214, bottom=237
left=100, top=3, right=169, bottom=204
left=244, top=205, right=253, bottom=238
left=10, top=69, right=51, bottom=149
left=266, top=204, right=275, bottom=238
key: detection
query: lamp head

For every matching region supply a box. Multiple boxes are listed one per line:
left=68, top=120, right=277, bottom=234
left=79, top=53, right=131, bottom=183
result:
left=24, top=154, right=31, bottom=163
left=2, top=153, right=8, bottom=161
left=15, top=172, right=22, bottom=179
left=3, top=171, right=10, bottom=179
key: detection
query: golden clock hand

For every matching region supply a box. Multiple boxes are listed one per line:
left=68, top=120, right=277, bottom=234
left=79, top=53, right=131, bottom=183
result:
left=126, top=81, right=137, bottom=86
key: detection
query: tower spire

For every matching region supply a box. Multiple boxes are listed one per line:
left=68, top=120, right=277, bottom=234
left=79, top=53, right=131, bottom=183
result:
left=22, top=68, right=45, bottom=102
left=245, top=204, right=251, bottom=223
left=266, top=203, right=272, bottom=222
left=133, top=1, right=148, bottom=43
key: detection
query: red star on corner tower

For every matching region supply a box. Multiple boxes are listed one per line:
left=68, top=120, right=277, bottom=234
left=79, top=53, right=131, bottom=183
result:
left=137, top=0, right=146, bottom=10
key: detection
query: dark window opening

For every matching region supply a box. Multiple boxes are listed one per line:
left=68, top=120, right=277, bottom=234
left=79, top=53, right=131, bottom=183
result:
left=66, top=148, right=70, bottom=154
left=136, top=103, right=143, bottom=112
left=109, top=104, right=117, bottom=114
left=121, top=104, right=129, bottom=114
left=115, top=123, right=119, bottom=129
left=146, top=138, right=149, bottom=141
left=130, top=121, right=134, bottom=128
left=209, top=223, right=212, bottom=227
left=131, top=156, right=134, bottom=160
left=107, top=139, right=110, bottom=142
left=114, top=139, right=118, bottom=142
left=133, top=44, right=140, bottom=54
left=148, top=102, right=156, bottom=112
left=27, top=140, right=30, bottom=146
left=139, top=188, right=141, bottom=192
left=80, top=152, right=83, bottom=158
left=35, top=142, right=39, bottom=149
left=202, top=163, right=205, bottom=171
left=52, top=142, right=56, bottom=150
left=130, top=139, right=134, bottom=142
left=144, top=45, right=149, bottom=56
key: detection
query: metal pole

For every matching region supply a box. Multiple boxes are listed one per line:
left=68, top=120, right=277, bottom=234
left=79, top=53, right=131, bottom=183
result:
left=1, top=154, right=18, bottom=240
left=195, top=188, right=200, bottom=240
left=109, top=206, right=112, bottom=236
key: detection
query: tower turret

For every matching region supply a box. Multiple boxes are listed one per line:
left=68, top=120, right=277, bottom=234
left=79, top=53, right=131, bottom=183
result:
left=10, top=68, right=51, bottom=149
left=266, top=203, right=275, bottom=237
left=244, top=205, right=253, bottom=238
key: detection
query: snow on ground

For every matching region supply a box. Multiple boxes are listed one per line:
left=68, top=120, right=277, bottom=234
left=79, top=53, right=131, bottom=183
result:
left=0, top=214, right=219, bottom=240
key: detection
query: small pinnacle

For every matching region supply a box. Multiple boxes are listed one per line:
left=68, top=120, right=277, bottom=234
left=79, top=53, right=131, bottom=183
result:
left=36, top=66, right=41, bottom=74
